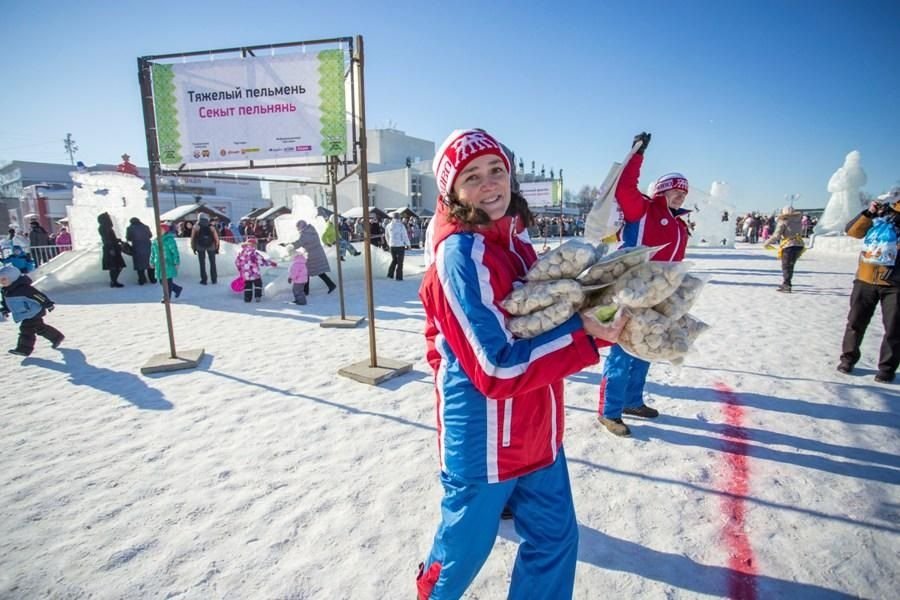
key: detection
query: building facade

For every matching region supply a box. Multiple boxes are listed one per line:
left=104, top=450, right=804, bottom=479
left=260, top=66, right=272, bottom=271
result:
left=0, top=160, right=267, bottom=233
left=267, top=128, right=438, bottom=218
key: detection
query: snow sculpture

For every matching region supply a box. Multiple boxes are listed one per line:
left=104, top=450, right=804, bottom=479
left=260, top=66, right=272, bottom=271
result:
left=265, top=194, right=323, bottom=297
left=687, top=181, right=737, bottom=248
left=67, top=171, right=155, bottom=250
left=816, top=151, right=867, bottom=235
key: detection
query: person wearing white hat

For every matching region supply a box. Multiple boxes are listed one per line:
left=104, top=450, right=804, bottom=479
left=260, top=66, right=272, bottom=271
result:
left=763, top=205, right=806, bottom=293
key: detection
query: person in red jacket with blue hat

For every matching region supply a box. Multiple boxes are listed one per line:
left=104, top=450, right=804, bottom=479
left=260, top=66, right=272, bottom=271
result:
left=416, top=128, right=625, bottom=600
left=597, top=132, right=691, bottom=436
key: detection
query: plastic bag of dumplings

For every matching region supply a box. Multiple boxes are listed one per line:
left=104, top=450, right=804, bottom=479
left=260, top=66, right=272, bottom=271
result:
left=616, top=306, right=709, bottom=364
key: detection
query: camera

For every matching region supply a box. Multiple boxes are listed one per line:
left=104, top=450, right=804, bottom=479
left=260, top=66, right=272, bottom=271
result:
left=874, top=202, right=897, bottom=219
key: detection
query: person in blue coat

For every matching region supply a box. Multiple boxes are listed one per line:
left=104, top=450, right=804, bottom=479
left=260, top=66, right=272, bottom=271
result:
left=2, top=245, right=36, bottom=273
left=0, top=264, right=64, bottom=356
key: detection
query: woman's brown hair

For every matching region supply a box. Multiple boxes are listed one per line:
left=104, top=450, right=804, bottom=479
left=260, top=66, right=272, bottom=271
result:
left=443, top=191, right=534, bottom=229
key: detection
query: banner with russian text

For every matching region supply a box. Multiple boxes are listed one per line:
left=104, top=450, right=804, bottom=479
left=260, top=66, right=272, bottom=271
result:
left=151, top=51, right=347, bottom=168
left=520, top=181, right=560, bottom=208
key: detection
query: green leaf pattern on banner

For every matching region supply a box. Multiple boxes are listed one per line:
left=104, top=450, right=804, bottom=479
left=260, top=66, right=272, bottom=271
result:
left=151, top=64, right=182, bottom=165
left=318, top=50, right=347, bottom=157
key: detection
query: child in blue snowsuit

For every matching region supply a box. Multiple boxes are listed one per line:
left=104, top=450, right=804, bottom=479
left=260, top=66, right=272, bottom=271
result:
left=2, top=245, right=36, bottom=273
left=0, top=264, right=64, bottom=356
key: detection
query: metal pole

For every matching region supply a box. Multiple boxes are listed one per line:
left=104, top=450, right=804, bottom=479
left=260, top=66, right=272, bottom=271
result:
left=138, top=57, right=178, bottom=359
left=355, top=35, right=378, bottom=368
left=329, top=156, right=346, bottom=319
left=559, top=169, right=564, bottom=246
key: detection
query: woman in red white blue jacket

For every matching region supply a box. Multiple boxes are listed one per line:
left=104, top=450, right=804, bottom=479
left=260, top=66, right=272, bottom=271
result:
left=597, top=132, right=691, bottom=437
left=416, top=129, right=623, bottom=600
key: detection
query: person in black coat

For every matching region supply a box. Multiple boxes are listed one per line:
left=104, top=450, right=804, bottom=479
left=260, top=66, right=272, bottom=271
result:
left=125, top=217, right=156, bottom=285
left=98, top=212, right=126, bottom=287
left=28, top=220, right=52, bottom=266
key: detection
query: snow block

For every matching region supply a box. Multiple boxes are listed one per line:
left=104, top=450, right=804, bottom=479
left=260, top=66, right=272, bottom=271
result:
left=338, top=357, right=412, bottom=386
left=140, top=348, right=205, bottom=374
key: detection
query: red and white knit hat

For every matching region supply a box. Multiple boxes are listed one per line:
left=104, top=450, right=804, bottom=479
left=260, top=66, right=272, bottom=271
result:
left=432, top=129, right=511, bottom=199
left=652, top=172, right=689, bottom=196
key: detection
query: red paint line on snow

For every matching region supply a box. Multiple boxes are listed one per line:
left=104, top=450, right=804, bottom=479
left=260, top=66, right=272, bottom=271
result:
left=714, top=381, right=758, bottom=600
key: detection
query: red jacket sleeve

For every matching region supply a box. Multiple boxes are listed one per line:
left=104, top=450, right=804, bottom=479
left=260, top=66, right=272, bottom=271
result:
left=616, top=153, right=650, bottom=223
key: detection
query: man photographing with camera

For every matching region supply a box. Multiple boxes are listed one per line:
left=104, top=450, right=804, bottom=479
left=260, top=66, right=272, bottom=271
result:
left=837, top=189, right=900, bottom=382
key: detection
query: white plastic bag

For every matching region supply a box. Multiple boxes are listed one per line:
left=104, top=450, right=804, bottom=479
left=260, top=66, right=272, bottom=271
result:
left=501, top=279, right=585, bottom=316
left=525, top=239, right=603, bottom=281
left=653, top=273, right=705, bottom=320
left=578, top=245, right=664, bottom=285
left=618, top=308, right=709, bottom=363
left=612, top=261, right=689, bottom=308
left=508, top=301, right=577, bottom=339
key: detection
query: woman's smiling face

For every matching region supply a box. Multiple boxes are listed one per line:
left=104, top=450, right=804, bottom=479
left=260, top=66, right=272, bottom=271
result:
left=452, top=155, right=511, bottom=221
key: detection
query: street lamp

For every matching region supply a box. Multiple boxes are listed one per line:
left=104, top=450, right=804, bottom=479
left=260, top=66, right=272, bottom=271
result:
left=169, top=177, right=184, bottom=207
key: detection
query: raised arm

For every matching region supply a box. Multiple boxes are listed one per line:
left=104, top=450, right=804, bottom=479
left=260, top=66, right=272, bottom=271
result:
left=615, top=153, right=651, bottom=223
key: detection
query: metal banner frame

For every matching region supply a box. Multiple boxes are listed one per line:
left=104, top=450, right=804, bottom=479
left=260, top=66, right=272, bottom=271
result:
left=138, top=35, right=408, bottom=383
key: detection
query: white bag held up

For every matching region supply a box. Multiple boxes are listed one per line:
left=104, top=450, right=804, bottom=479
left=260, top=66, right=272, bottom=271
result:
left=583, top=140, right=642, bottom=243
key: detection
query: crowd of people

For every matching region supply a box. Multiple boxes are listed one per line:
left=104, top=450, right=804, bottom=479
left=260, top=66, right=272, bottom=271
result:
left=534, top=215, right=586, bottom=237
left=737, top=210, right=817, bottom=242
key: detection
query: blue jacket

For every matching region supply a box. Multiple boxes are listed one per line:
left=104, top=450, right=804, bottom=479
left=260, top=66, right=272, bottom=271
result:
left=1, top=275, right=53, bottom=322
left=2, top=250, right=35, bottom=273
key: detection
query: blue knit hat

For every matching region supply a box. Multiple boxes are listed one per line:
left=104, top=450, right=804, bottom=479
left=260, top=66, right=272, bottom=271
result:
left=0, top=264, right=21, bottom=285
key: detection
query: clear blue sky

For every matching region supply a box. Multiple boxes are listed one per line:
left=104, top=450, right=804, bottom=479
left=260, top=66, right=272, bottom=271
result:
left=2, top=0, right=898, bottom=213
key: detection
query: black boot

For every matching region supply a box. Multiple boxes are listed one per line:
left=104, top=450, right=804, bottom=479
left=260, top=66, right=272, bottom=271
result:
left=110, top=269, right=124, bottom=288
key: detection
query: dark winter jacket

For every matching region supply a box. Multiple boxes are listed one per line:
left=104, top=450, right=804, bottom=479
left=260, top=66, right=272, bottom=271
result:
left=29, top=223, right=51, bottom=248
left=845, top=200, right=900, bottom=287
left=291, top=224, right=331, bottom=276
left=191, top=221, right=220, bottom=252
left=1, top=275, right=54, bottom=323
left=616, top=154, right=691, bottom=262
left=98, top=213, right=126, bottom=271
left=126, top=218, right=153, bottom=271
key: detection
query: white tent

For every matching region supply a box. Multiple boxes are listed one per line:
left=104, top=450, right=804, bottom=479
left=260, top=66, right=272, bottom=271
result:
left=341, top=206, right=389, bottom=220
left=159, top=202, right=231, bottom=223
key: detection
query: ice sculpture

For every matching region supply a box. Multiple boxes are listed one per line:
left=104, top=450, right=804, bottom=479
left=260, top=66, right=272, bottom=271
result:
left=687, top=181, right=737, bottom=248
left=815, top=151, right=867, bottom=235
left=67, top=171, right=156, bottom=250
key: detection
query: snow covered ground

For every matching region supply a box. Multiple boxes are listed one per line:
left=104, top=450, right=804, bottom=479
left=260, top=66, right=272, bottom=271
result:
left=1, top=242, right=897, bottom=599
